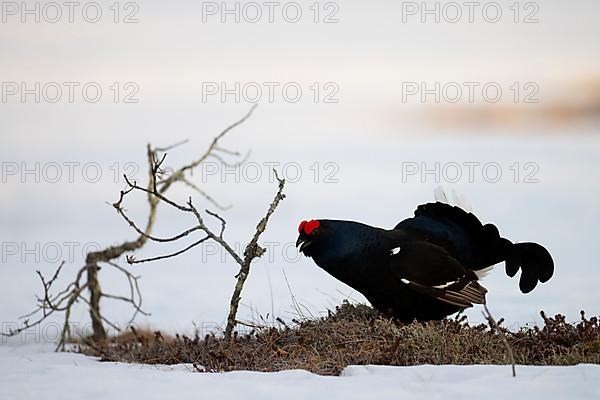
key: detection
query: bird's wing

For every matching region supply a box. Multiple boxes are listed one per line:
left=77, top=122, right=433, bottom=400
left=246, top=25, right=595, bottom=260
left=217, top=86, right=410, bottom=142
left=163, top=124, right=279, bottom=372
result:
left=388, top=241, right=487, bottom=308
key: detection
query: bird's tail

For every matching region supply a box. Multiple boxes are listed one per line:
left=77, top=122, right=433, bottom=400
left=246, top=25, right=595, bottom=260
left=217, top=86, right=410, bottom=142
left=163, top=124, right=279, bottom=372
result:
left=417, top=194, right=554, bottom=293
left=505, top=242, right=554, bottom=293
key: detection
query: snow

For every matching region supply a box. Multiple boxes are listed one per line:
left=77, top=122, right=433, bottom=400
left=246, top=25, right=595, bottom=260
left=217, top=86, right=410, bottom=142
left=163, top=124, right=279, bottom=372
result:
left=3, top=134, right=599, bottom=335
left=1, top=344, right=598, bottom=400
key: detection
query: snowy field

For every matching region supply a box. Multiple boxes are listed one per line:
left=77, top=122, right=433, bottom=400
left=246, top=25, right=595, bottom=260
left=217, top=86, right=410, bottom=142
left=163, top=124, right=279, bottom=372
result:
left=1, top=344, right=599, bottom=400
left=2, top=131, right=599, bottom=399
left=2, top=132, right=599, bottom=335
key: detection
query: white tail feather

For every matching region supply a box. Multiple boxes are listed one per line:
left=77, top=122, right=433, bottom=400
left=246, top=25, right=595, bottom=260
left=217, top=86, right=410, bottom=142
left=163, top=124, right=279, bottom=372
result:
left=474, top=265, right=494, bottom=279
left=433, top=186, right=472, bottom=212
left=434, top=186, right=448, bottom=204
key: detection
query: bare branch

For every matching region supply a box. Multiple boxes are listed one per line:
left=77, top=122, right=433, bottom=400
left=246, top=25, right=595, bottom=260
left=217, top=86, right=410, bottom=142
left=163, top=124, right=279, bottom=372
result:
left=214, top=146, right=241, bottom=156
left=127, top=236, right=210, bottom=265
left=483, top=303, right=516, bottom=377
left=157, top=104, right=257, bottom=193
left=180, top=178, right=231, bottom=211
left=205, top=209, right=227, bottom=239
left=225, top=170, right=286, bottom=338
left=3, top=106, right=261, bottom=350
left=154, top=139, right=190, bottom=153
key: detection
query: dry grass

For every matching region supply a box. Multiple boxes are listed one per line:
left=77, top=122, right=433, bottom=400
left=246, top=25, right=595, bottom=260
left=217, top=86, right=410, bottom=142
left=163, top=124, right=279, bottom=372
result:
left=77, top=302, right=600, bottom=375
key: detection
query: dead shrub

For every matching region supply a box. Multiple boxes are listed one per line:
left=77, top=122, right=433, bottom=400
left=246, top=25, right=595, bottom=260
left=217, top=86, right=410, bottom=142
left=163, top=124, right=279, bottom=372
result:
left=78, top=302, right=600, bottom=375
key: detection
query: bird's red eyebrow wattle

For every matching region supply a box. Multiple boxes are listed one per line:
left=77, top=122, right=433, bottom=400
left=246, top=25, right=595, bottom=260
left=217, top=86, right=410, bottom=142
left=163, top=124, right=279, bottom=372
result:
left=304, top=220, right=320, bottom=235
left=298, top=220, right=307, bottom=233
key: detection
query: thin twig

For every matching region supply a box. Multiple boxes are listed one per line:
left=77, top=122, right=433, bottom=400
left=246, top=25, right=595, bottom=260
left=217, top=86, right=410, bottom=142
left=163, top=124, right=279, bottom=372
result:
left=225, top=170, right=286, bottom=338
left=2, top=107, right=258, bottom=350
left=127, top=236, right=210, bottom=264
left=483, top=303, right=516, bottom=377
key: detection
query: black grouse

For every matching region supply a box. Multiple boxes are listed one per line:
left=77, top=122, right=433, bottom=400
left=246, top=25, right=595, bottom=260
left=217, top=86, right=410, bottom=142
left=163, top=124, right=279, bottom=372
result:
left=296, top=201, right=554, bottom=321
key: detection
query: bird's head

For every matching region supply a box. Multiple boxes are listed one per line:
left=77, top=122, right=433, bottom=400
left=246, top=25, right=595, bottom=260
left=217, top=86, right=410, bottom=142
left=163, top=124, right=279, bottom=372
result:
left=296, top=219, right=376, bottom=269
left=296, top=219, right=323, bottom=257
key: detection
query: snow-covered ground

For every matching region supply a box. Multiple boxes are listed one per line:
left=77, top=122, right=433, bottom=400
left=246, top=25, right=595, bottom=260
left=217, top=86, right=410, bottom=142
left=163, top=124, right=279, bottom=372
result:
left=1, top=344, right=598, bottom=400
left=2, top=133, right=599, bottom=337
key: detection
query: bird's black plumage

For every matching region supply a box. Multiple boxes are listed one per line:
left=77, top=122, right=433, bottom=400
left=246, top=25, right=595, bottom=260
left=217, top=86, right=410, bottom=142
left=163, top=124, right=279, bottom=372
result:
left=297, top=202, right=554, bottom=321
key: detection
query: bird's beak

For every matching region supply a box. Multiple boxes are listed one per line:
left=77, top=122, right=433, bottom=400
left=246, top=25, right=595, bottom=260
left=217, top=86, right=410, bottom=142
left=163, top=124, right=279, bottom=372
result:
left=296, top=236, right=312, bottom=253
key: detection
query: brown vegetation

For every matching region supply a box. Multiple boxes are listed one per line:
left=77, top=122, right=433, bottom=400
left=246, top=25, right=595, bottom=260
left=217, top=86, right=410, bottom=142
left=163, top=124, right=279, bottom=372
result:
left=78, top=302, right=600, bottom=376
